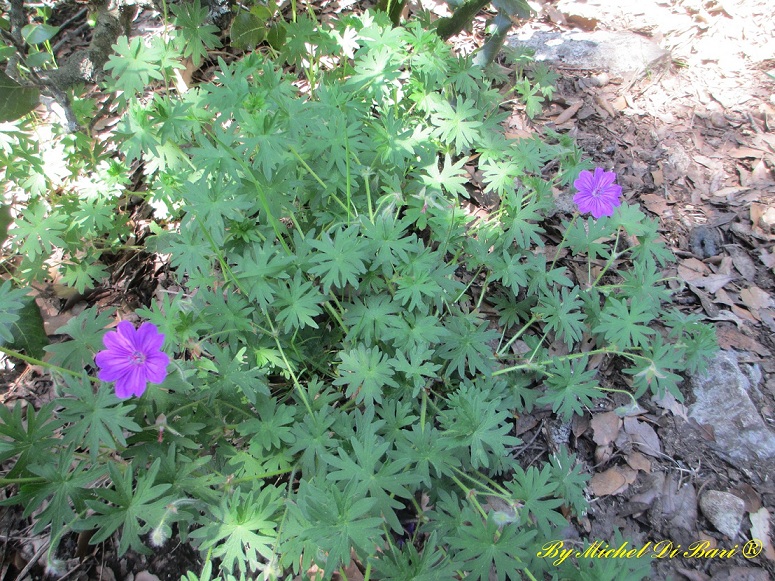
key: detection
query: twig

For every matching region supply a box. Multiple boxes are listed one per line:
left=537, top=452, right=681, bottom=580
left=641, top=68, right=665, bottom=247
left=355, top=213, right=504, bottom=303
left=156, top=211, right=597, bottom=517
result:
left=54, top=7, right=88, bottom=39
left=14, top=540, right=49, bottom=581
left=746, top=111, right=762, bottom=134
left=52, top=21, right=90, bottom=55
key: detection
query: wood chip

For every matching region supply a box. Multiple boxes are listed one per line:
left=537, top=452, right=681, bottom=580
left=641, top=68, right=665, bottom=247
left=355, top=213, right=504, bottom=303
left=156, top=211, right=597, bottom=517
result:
left=553, top=101, right=584, bottom=125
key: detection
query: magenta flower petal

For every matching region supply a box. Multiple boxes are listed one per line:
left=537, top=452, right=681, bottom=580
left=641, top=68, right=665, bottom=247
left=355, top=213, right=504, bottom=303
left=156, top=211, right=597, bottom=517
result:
left=572, top=167, right=622, bottom=219
left=95, top=321, right=169, bottom=399
left=136, top=322, right=165, bottom=351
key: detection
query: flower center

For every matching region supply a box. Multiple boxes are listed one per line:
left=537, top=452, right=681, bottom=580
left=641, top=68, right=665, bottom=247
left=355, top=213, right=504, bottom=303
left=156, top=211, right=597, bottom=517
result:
left=129, top=351, right=146, bottom=366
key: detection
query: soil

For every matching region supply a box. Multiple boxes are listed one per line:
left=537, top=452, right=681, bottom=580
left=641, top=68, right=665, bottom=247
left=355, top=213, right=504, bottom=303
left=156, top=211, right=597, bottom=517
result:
left=506, top=1, right=775, bottom=580
left=2, top=0, right=775, bottom=579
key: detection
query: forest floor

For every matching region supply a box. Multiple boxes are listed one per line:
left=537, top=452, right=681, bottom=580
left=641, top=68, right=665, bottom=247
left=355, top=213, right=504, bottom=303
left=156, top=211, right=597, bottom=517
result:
left=506, top=1, right=775, bottom=580
left=2, top=0, right=775, bottom=579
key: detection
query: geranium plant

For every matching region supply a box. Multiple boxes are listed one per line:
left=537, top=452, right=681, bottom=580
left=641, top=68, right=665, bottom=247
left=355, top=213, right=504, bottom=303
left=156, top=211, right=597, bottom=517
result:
left=0, top=9, right=715, bottom=581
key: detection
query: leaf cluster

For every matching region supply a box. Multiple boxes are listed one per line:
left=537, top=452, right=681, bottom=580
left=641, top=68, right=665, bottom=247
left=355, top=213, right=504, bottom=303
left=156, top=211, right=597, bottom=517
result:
left=0, top=9, right=718, bottom=581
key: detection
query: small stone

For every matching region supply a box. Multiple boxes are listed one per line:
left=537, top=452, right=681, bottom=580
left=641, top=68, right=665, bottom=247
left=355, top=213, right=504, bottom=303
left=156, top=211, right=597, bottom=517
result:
left=699, top=490, right=745, bottom=538
left=688, top=351, right=775, bottom=475
left=710, top=111, right=727, bottom=127
left=588, top=72, right=610, bottom=87
left=507, top=30, right=669, bottom=79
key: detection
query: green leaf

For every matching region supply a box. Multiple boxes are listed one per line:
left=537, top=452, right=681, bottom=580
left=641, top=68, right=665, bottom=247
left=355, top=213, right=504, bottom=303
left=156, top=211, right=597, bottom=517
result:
left=58, top=374, right=142, bottom=461
left=594, top=297, right=655, bottom=350
left=563, top=215, right=613, bottom=261
left=19, top=445, right=105, bottom=540
left=549, top=448, right=589, bottom=517
left=83, top=458, right=172, bottom=556
left=7, top=294, right=49, bottom=359
left=292, top=479, right=385, bottom=578
left=505, top=464, right=568, bottom=536
left=21, top=23, right=59, bottom=45
left=308, top=225, right=369, bottom=293
left=0, top=279, right=29, bottom=345
left=534, top=287, right=585, bottom=350
left=8, top=200, right=67, bottom=261
left=623, top=334, right=686, bottom=400
left=0, top=203, right=12, bottom=247
left=43, top=307, right=116, bottom=370
left=172, top=0, right=222, bottom=66
left=104, top=36, right=164, bottom=99
left=238, top=398, right=296, bottom=452
left=430, top=98, right=482, bottom=153
left=440, top=383, right=519, bottom=471
left=436, top=311, right=498, bottom=378
left=0, top=402, right=59, bottom=477
left=274, top=271, right=324, bottom=333
left=25, top=51, right=53, bottom=68
left=230, top=10, right=268, bottom=51
left=373, top=531, right=457, bottom=580
left=448, top=516, right=533, bottom=581
left=392, top=424, right=459, bottom=486
left=324, top=426, right=415, bottom=533
left=343, top=293, right=402, bottom=344
left=190, top=486, right=282, bottom=575
left=334, top=344, right=398, bottom=406
left=538, top=356, right=601, bottom=421
left=420, top=154, right=470, bottom=198
left=501, top=191, right=545, bottom=249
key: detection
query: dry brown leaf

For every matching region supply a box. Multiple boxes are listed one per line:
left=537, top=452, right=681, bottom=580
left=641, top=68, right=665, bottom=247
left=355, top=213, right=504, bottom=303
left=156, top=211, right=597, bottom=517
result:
left=730, top=304, right=759, bottom=324
left=751, top=203, right=772, bottom=237
left=761, top=206, right=775, bottom=231
left=623, top=417, right=662, bottom=458
left=693, top=153, right=718, bottom=169
left=678, top=261, right=734, bottom=292
left=688, top=284, right=720, bottom=318
left=715, top=325, right=769, bottom=355
left=545, top=5, right=567, bottom=25
left=625, top=450, right=652, bottom=472
left=730, top=483, right=762, bottom=513
left=660, top=473, right=698, bottom=532
left=707, top=309, right=746, bottom=329
left=714, top=287, right=736, bottom=307
left=590, top=411, right=621, bottom=446
left=725, top=245, right=757, bottom=281
left=757, top=248, right=775, bottom=269
left=571, top=412, right=590, bottom=438
left=566, top=14, right=599, bottom=30
left=652, top=391, right=688, bottom=420
left=554, top=101, right=583, bottom=125
left=640, top=193, right=671, bottom=215
left=594, top=443, right=614, bottom=465
left=589, top=466, right=637, bottom=497
left=675, top=569, right=710, bottom=581
left=730, top=146, right=765, bottom=159
left=173, top=57, right=197, bottom=93
left=740, top=286, right=773, bottom=311
left=679, top=257, right=709, bottom=276
left=710, top=185, right=750, bottom=199
left=594, top=94, right=616, bottom=117
left=749, top=507, right=775, bottom=561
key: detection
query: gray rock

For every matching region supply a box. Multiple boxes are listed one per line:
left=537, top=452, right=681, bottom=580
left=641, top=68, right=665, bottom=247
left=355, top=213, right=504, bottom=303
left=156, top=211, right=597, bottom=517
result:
left=506, top=29, right=669, bottom=79
left=698, top=490, right=745, bottom=539
left=688, top=351, right=775, bottom=476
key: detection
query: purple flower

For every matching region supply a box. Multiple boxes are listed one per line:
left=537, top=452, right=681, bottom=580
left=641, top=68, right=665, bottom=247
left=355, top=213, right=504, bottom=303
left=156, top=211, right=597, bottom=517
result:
left=573, top=168, right=622, bottom=219
left=95, top=321, right=169, bottom=398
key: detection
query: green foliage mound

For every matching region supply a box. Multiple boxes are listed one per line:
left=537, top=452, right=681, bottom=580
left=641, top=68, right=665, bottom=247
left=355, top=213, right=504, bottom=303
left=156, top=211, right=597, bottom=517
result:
left=0, top=9, right=714, bottom=580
